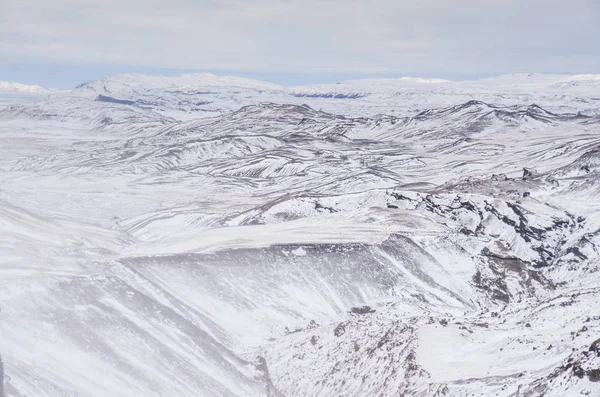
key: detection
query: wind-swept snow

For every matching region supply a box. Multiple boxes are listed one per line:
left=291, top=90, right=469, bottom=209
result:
left=0, top=73, right=599, bottom=397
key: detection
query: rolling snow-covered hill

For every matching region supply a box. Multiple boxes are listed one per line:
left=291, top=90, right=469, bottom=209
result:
left=0, top=81, right=53, bottom=110
left=0, top=73, right=599, bottom=397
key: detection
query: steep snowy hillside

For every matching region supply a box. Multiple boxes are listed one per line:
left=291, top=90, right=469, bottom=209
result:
left=0, top=73, right=599, bottom=397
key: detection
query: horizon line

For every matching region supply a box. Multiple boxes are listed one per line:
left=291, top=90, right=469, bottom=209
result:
left=2, top=69, right=600, bottom=92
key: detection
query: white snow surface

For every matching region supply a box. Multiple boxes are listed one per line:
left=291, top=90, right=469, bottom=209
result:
left=0, top=81, right=50, bottom=94
left=0, top=73, right=599, bottom=397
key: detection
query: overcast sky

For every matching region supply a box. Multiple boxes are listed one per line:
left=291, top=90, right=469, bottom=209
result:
left=1, top=0, right=599, bottom=88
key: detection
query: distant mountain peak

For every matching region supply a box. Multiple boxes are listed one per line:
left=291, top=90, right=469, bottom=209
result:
left=0, top=81, right=50, bottom=94
left=72, top=72, right=283, bottom=96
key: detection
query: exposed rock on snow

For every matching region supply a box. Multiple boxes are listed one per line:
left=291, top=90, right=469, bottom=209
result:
left=0, top=73, right=599, bottom=396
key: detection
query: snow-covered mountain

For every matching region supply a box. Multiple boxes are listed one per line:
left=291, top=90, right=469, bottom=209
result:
left=0, top=73, right=599, bottom=397
left=0, top=81, right=53, bottom=110
left=0, top=81, right=50, bottom=94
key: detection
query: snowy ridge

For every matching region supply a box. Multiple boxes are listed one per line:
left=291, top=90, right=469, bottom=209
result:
left=0, top=81, right=53, bottom=110
left=73, top=73, right=282, bottom=95
left=0, top=73, right=599, bottom=397
left=11, top=71, right=594, bottom=118
left=0, top=81, right=50, bottom=94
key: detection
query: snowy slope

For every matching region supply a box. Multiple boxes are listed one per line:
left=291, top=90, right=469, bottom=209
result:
left=0, top=81, right=54, bottom=110
left=0, top=73, right=599, bottom=397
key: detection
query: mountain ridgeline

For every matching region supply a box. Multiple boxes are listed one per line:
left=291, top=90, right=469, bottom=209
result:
left=0, top=73, right=599, bottom=397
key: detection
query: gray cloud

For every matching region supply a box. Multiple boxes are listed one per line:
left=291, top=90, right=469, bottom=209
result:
left=1, top=0, right=598, bottom=76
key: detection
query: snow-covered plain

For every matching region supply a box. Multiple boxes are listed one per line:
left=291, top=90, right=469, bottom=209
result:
left=0, top=73, right=599, bottom=396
